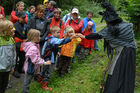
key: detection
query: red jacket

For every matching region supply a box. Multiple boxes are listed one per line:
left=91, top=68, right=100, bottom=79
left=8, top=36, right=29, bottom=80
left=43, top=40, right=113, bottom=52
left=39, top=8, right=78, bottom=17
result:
left=0, top=6, right=5, bottom=19
left=66, top=18, right=83, bottom=33
left=10, top=11, right=28, bottom=24
left=49, top=17, right=65, bottom=39
left=80, top=29, right=94, bottom=49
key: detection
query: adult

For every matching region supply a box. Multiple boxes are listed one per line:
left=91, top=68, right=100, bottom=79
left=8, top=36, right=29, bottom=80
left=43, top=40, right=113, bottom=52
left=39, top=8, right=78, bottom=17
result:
left=78, top=3, right=136, bottom=93
left=26, top=4, right=50, bottom=49
left=82, top=11, right=98, bottom=50
left=66, top=8, right=83, bottom=56
left=0, top=6, right=5, bottom=19
left=26, top=5, right=35, bottom=22
left=10, top=1, right=28, bottom=24
left=44, top=0, right=56, bottom=19
left=49, top=8, right=65, bottom=39
left=66, top=8, right=83, bottom=33
left=62, top=7, right=77, bottom=25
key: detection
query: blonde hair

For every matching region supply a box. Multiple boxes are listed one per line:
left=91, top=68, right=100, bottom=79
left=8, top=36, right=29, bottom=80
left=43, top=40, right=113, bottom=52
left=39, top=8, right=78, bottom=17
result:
left=65, top=25, right=74, bottom=33
left=16, top=1, right=24, bottom=8
left=27, top=29, right=40, bottom=41
left=54, top=8, right=61, bottom=14
left=35, top=4, right=45, bottom=16
left=0, top=20, right=13, bottom=36
left=50, top=26, right=60, bottom=33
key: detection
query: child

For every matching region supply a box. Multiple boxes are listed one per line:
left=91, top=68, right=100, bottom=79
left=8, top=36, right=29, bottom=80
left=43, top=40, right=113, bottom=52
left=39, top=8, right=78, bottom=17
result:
left=0, top=20, right=16, bottom=93
left=10, top=1, right=28, bottom=24
left=26, top=5, right=35, bottom=22
left=22, top=29, right=51, bottom=93
left=41, top=26, right=76, bottom=90
left=12, top=12, right=27, bottom=78
left=78, top=21, right=94, bottom=60
left=57, top=26, right=81, bottom=77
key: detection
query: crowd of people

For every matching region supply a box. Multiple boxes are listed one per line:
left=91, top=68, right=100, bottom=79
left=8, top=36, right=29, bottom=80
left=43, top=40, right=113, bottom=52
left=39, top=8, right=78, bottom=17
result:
left=0, top=1, right=136, bottom=93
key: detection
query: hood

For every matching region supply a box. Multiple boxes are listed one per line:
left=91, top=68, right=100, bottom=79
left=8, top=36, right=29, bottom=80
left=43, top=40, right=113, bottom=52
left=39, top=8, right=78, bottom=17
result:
left=23, top=42, right=39, bottom=53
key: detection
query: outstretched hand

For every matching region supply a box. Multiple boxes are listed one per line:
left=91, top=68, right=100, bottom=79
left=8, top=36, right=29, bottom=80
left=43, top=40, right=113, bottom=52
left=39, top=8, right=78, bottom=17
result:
left=76, top=33, right=85, bottom=39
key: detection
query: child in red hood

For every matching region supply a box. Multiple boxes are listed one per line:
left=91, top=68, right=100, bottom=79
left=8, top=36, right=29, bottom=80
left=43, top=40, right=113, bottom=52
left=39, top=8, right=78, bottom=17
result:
left=78, top=21, right=94, bottom=60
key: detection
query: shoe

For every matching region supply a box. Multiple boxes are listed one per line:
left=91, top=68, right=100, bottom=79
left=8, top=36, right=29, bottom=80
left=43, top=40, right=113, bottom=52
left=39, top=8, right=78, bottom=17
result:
left=38, top=74, right=42, bottom=83
left=13, top=71, right=20, bottom=78
left=42, top=82, right=52, bottom=91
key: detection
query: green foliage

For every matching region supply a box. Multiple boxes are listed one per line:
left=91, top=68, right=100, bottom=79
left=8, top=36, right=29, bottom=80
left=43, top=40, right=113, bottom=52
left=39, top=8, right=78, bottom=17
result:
left=125, top=0, right=140, bottom=32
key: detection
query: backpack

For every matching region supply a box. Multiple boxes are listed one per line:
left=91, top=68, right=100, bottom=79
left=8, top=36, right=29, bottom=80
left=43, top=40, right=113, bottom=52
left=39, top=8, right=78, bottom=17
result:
left=50, top=18, right=63, bottom=27
left=42, top=37, right=53, bottom=59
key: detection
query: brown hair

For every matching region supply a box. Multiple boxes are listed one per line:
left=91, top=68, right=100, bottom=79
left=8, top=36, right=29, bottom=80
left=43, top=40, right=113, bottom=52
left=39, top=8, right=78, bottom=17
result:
left=28, top=5, right=35, bottom=12
left=0, top=20, right=14, bottom=36
left=27, top=29, right=40, bottom=41
left=35, top=4, right=45, bottom=16
left=16, top=1, right=24, bottom=8
left=50, top=26, right=60, bottom=33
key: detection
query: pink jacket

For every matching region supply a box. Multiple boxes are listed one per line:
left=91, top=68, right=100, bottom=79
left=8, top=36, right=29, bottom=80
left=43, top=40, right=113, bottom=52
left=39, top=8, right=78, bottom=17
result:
left=23, top=42, right=45, bottom=74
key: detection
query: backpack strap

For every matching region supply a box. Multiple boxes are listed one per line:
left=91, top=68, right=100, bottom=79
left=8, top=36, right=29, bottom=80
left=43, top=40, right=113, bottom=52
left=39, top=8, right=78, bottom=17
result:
left=60, top=19, right=63, bottom=27
left=69, top=19, right=81, bottom=25
left=69, top=19, right=72, bottom=25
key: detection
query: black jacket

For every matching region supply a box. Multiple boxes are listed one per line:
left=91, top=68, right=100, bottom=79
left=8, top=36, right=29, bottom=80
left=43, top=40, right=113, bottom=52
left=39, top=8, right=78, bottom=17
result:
left=26, top=16, right=50, bottom=42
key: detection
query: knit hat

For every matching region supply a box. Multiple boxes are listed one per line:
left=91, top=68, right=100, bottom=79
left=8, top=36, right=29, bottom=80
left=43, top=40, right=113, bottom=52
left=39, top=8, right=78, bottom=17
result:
left=87, top=21, right=93, bottom=26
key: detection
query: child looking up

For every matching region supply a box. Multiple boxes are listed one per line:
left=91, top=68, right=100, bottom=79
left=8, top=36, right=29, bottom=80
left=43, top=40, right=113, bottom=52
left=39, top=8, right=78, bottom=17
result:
left=22, top=29, right=51, bottom=93
left=78, top=21, right=94, bottom=60
left=56, top=25, right=81, bottom=77
left=0, top=20, right=16, bottom=93
left=41, top=26, right=77, bottom=90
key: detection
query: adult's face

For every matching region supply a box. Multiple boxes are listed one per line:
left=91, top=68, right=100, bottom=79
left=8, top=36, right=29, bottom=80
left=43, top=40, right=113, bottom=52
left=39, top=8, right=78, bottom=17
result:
left=17, top=3, right=24, bottom=12
left=37, top=10, right=44, bottom=19
left=72, top=13, right=78, bottom=19
left=54, top=12, right=61, bottom=19
left=87, top=13, right=93, bottom=19
left=48, top=2, right=52, bottom=9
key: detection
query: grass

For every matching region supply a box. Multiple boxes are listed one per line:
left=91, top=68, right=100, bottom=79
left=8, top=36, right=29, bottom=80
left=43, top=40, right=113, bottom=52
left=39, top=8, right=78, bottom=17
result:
left=6, top=17, right=140, bottom=93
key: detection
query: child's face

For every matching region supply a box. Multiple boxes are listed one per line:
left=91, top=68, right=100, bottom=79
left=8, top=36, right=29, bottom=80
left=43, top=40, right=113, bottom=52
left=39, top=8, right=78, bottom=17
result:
left=30, top=8, right=35, bottom=14
left=67, top=30, right=75, bottom=36
left=33, top=36, right=40, bottom=43
left=87, top=25, right=93, bottom=29
left=17, top=3, right=24, bottom=12
left=53, top=30, right=60, bottom=38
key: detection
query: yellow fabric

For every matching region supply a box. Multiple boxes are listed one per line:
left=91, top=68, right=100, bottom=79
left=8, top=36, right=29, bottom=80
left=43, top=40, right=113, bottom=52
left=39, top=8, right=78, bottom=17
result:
left=61, top=37, right=81, bottom=58
left=43, top=0, right=49, bottom=5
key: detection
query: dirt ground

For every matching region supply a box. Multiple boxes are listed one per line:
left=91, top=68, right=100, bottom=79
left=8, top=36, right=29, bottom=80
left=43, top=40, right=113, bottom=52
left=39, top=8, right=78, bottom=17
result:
left=5, top=74, right=25, bottom=93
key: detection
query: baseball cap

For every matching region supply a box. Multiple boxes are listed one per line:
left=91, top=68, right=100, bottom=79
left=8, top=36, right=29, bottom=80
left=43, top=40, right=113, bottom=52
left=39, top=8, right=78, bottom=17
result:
left=72, top=8, right=79, bottom=14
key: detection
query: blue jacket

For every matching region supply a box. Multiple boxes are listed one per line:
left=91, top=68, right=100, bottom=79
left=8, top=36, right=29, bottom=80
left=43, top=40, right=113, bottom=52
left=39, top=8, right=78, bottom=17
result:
left=82, top=17, right=96, bottom=33
left=42, top=36, right=71, bottom=63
